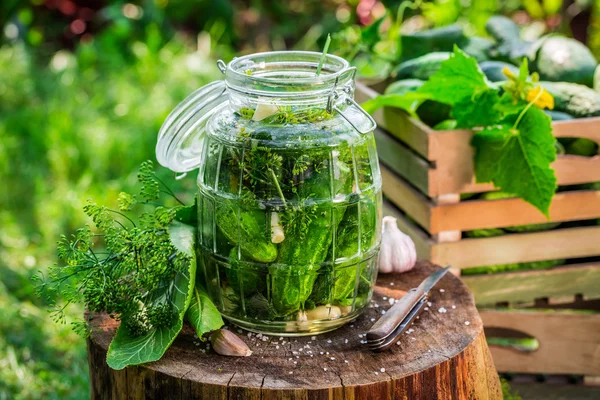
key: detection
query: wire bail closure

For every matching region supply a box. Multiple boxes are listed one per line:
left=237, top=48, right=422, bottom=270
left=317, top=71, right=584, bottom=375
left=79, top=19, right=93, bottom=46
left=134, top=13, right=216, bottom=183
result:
left=327, top=67, right=376, bottom=135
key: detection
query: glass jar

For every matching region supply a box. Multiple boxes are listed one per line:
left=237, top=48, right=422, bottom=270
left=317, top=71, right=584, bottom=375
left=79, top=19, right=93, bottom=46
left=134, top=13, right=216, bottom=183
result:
left=157, top=51, right=382, bottom=335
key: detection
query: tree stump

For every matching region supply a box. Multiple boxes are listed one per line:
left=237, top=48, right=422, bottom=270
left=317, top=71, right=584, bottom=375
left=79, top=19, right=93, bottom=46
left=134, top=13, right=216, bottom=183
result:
left=87, top=261, right=502, bottom=399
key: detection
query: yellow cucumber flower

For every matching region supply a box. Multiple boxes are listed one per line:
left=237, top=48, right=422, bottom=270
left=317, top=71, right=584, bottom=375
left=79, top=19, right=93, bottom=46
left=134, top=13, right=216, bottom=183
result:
left=503, top=66, right=517, bottom=80
left=526, top=86, right=554, bottom=110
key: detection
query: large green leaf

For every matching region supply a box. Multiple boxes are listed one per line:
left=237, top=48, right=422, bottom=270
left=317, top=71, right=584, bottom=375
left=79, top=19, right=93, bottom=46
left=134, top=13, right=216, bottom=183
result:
left=451, top=90, right=501, bottom=128
left=106, top=221, right=196, bottom=370
left=361, top=92, right=428, bottom=115
left=185, top=285, right=223, bottom=337
left=471, top=107, right=557, bottom=216
left=419, top=46, right=490, bottom=105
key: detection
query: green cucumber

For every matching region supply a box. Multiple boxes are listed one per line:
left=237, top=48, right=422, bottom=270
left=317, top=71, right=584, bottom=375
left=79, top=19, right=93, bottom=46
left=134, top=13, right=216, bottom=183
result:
left=215, top=203, right=277, bottom=263
left=533, top=36, right=597, bottom=87
left=270, top=158, right=352, bottom=315
left=541, top=81, right=600, bottom=118
left=384, top=78, right=450, bottom=127
left=394, top=52, right=451, bottom=80
left=401, top=24, right=467, bottom=61
left=461, top=37, right=494, bottom=62
left=226, top=248, right=266, bottom=297
left=479, top=61, right=519, bottom=82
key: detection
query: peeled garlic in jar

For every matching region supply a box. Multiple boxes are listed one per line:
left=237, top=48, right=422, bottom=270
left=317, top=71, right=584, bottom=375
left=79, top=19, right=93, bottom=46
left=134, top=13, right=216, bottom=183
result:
left=378, top=216, right=417, bottom=273
left=305, top=305, right=342, bottom=320
left=252, top=99, right=279, bottom=121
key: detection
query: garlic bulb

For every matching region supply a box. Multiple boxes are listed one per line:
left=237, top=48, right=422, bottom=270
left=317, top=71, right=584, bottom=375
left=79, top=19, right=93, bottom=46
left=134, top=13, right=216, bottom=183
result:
left=378, top=216, right=417, bottom=273
left=210, top=329, right=253, bottom=357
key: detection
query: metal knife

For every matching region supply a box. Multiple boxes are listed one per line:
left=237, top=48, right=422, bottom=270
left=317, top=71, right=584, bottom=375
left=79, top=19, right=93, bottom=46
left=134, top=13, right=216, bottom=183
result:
left=366, top=266, right=450, bottom=352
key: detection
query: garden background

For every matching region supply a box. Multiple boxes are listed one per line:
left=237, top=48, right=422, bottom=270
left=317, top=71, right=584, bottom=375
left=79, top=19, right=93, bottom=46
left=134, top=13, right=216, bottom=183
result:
left=0, top=1, right=598, bottom=398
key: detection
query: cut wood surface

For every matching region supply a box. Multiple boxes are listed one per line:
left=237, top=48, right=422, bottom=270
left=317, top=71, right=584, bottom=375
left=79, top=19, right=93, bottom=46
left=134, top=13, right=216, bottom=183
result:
left=481, top=309, right=600, bottom=375
left=357, top=82, right=600, bottom=196
left=87, top=262, right=501, bottom=399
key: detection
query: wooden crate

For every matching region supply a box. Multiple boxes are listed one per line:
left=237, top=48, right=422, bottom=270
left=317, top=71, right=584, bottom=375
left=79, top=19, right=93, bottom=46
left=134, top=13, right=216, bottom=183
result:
left=357, top=82, right=600, bottom=306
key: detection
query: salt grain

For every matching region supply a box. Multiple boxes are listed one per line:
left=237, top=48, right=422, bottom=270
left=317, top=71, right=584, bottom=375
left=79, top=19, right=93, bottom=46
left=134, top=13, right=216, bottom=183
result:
left=388, top=298, right=395, bottom=305
left=324, top=367, right=328, bottom=371
left=375, top=372, right=379, bottom=376
left=396, top=341, right=401, bottom=346
left=374, top=304, right=379, bottom=308
left=452, top=305, right=456, bottom=309
left=440, top=289, right=445, bottom=293
left=390, top=282, right=394, bottom=286
left=311, top=336, right=317, bottom=341
left=370, top=318, right=376, bottom=322
left=276, top=345, right=280, bottom=349
left=289, top=371, right=293, bottom=374
left=330, top=357, right=335, bottom=360
left=438, top=307, right=447, bottom=313
left=380, top=368, right=386, bottom=373
left=327, top=340, right=332, bottom=344
left=465, top=321, right=470, bottom=325
left=383, top=296, right=388, bottom=300
left=381, top=310, right=386, bottom=315
left=344, top=360, right=349, bottom=363
left=350, top=324, right=355, bottom=328
left=344, top=339, right=348, bottom=344
left=320, top=352, right=324, bottom=355
left=427, top=301, right=432, bottom=307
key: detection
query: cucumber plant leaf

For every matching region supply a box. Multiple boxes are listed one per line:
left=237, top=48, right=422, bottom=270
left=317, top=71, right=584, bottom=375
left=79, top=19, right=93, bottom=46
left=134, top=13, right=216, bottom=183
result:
left=361, top=92, right=428, bottom=115
left=185, top=285, right=224, bottom=337
left=106, top=221, right=196, bottom=370
left=471, top=107, right=557, bottom=216
left=451, top=90, right=501, bottom=128
left=418, top=46, right=491, bottom=105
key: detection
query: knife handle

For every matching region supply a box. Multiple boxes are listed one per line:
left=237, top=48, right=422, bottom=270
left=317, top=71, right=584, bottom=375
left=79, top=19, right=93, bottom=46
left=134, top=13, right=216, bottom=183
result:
left=367, top=286, right=425, bottom=341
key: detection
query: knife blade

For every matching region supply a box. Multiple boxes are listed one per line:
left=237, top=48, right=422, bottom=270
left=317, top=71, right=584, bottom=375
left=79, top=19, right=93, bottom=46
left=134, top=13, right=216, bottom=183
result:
left=366, top=266, right=450, bottom=346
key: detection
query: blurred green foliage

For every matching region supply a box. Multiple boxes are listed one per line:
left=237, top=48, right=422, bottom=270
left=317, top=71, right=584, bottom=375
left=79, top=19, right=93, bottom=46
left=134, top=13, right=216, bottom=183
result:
left=0, top=0, right=598, bottom=398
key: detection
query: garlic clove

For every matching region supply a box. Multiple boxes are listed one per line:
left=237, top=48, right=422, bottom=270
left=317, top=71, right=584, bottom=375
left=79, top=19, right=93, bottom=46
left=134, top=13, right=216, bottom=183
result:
left=252, top=100, right=279, bottom=121
left=305, top=305, right=342, bottom=320
left=378, top=216, right=417, bottom=274
left=270, top=212, right=285, bottom=243
left=210, top=329, right=253, bottom=357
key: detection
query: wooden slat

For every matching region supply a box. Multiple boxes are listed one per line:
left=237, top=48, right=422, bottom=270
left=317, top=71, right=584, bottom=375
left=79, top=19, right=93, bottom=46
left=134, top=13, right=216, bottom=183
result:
left=430, top=189, right=600, bottom=233
left=357, top=82, right=600, bottom=195
left=380, top=163, right=432, bottom=232
left=553, top=116, right=600, bottom=143
left=382, top=200, right=433, bottom=260
left=374, top=129, right=430, bottom=195
left=480, top=309, right=600, bottom=375
left=462, top=263, right=600, bottom=306
left=356, top=82, right=431, bottom=158
left=431, top=225, right=600, bottom=268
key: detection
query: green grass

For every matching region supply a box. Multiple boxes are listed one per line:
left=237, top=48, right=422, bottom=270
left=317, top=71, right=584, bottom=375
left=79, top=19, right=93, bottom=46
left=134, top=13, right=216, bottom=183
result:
left=0, top=27, right=220, bottom=398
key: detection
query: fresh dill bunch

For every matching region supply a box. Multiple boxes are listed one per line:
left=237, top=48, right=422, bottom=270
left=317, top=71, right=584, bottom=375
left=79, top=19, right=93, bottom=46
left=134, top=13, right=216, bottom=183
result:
left=34, top=161, right=191, bottom=338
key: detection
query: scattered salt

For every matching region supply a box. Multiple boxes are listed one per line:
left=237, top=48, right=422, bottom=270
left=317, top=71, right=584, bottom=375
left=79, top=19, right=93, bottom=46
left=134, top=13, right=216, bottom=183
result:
left=344, top=339, right=348, bottom=344
left=344, top=360, right=349, bottom=363
left=440, top=289, right=445, bottom=293
left=380, top=368, right=386, bottom=373
left=427, top=301, right=432, bottom=307
left=279, top=337, right=284, bottom=340
left=327, top=340, right=332, bottom=344
left=375, top=372, right=379, bottom=376
left=381, top=310, right=386, bottom=315
left=438, top=307, right=447, bottom=313
left=330, top=357, right=335, bottom=360
left=390, top=282, right=394, bottom=286
left=370, top=318, right=376, bottom=322
left=311, top=336, right=317, bottom=341
left=374, top=304, right=379, bottom=308
left=293, top=361, right=297, bottom=364
left=276, top=345, right=280, bottom=349
left=465, top=321, right=470, bottom=326
left=396, top=341, right=401, bottom=346
left=350, top=325, right=354, bottom=328
left=388, top=298, right=395, bottom=305
left=324, top=368, right=328, bottom=371
left=320, top=352, right=324, bottom=355
left=383, top=296, right=388, bottom=300
left=411, top=337, right=416, bottom=341
left=289, top=371, right=293, bottom=375
left=452, top=305, right=456, bottom=309
left=424, top=307, right=429, bottom=311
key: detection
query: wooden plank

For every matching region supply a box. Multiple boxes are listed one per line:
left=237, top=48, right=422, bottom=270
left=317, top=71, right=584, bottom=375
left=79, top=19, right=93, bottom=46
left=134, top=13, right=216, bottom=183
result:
left=553, top=116, right=600, bottom=143
left=374, top=129, right=430, bottom=195
left=355, top=82, right=430, bottom=158
left=430, top=188, right=600, bottom=233
left=382, top=200, right=433, bottom=260
left=431, top=225, right=600, bottom=268
left=380, top=163, right=432, bottom=232
left=480, top=309, right=600, bottom=375
left=462, top=263, right=600, bottom=306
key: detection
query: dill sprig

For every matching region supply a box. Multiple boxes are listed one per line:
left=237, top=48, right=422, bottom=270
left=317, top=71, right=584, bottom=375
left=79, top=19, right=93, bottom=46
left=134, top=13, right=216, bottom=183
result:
left=34, top=161, right=192, bottom=338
